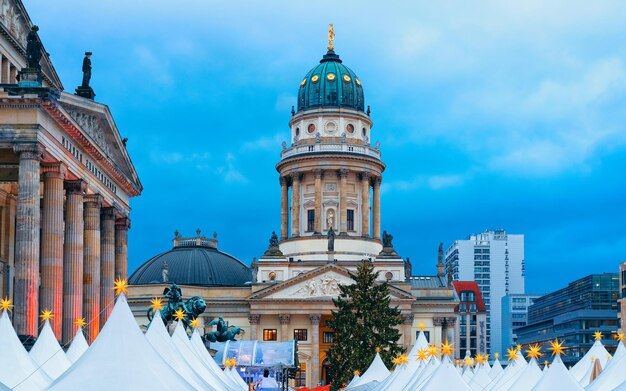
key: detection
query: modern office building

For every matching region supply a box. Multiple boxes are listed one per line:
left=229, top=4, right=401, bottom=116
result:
left=452, top=281, right=487, bottom=359
left=515, top=273, right=619, bottom=366
left=501, top=294, right=540, bottom=350
left=618, top=261, right=626, bottom=335
left=445, top=229, right=525, bottom=354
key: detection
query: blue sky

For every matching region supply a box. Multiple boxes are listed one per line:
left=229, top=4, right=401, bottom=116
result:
left=26, top=0, right=626, bottom=294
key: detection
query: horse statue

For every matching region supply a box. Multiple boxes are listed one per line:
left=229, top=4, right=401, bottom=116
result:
left=204, top=317, right=244, bottom=342
left=146, top=283, right=207, bottom=331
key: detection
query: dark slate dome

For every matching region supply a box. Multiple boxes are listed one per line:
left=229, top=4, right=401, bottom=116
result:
left=297, top=50, right=365, bottom=113
left=129, top=231, right=251, bottom=287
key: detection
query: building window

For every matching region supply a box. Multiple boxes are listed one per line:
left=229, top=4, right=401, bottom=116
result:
left=295, top=363, right=306, bottom=387
left=294, top=329, right=308, bottom=341
left=460, top=291, right=476, bottom=302
left=347, top=209, right=354, bottom=231
left=307, top=210, right=315, bottom=232
left=459, top=304, right=467, bottom=312
left=323, top=331, right=335, bottom=343
left=263, top=329, right=277, bottom=341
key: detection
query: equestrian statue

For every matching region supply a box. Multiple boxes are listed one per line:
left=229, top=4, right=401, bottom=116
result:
left=146, top=283, right=207, bottom=331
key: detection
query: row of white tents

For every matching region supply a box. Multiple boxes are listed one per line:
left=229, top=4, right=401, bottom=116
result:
left=345, top=332, right=626, bottom=390
left=0, top=294, right=248, bottom=390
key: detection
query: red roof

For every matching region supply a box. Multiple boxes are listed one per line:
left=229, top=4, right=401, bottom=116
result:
left=452, top=281, right=487, bottom=312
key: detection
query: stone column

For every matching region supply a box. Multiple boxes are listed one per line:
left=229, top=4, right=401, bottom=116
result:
left=310, top=314, right=321, bottom=386
left=62, top=180, right=86, bottom=344
left=40, top=162, right=66, bottom=339
left=280, top=176, right=289, bottom=240
left=9, top=65, right=17, bottom=84
left=313, top=169, right=322, bottom=234
left=83, top=194, right=102, bottom=342
left=372, top=177, right=382, bottom=239
left=361, top=173, right=371, bottom=237
left=114, top=217, right=130, bottom=280
left=248, top=314, right=261, bottom=341
left=291, top=173, right=301, bottom=237
left=403, top=314, right=415, bottom=349
left=339, top=168, right=349, bottom=234
left=99, top=207, right=116, bottom=327
left=1, top=56, right=9, bottom=84
left=279, top=314, right=291, bottom=342
left=13, top=143, right=43, bottom=338
left=433, top=317, right=445, bottom=345
left=445, top=317, right=456, bottom=345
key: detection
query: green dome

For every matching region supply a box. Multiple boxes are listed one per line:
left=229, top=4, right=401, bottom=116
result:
left=297, top=50, right=365, bottom=113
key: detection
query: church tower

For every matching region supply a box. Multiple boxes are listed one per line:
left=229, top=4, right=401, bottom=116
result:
left=256, top=26, right=407, bottom=283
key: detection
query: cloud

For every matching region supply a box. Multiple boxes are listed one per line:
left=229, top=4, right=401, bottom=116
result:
left=382, top=173, right=466, bottom=193
left=241, top=133, right=284, bottom=151
left=215, top=153, right=248, bottom=184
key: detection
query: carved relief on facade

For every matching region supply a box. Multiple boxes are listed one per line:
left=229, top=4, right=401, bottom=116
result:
left=68, top=110, right=112, bottom=157
left=268, top=271, right=354, bottom=299
left=0, top=0, right=27, bottom=47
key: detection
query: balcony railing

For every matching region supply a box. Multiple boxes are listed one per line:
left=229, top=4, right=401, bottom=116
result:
left=280, top=142, right=381, bottom=160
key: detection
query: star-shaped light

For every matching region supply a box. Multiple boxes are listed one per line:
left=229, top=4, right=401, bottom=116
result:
left=494, top=352, right=500, bottom=359
left=516, top=344, right=522, bottom=351
left=418, top=322, right=426, bottom=331
left=375, top=347, right=381, bottom=353
left=548, top=338, right=566, bottom=356
left=427, top=344, right=439, bottom=358
left=190, top=318, right=201, bottom=328
left=617, top=332, right=624, bottom=341
left=464, top=357, right=473, bottom=367
left=113, top=277, right=128, bottom=296
left=0, top=297, right=13, bottom=312
left=507, top=347, right=518, bottom=361
left=75, top=317, right=86, bottom=327
left=590, top=355, right=595, bottom=362
left=150, top=297, right=164, bottom=311
left=526, top=343, right=543, bottom=359
left=416, top=348, right=428, bottom=361
left=393, top=354, right=409, bottom=366
left=544, top=360, right=549, bottom=367
left=440, top=340, right=454, bottom=356
left=40, top=309, right=54, bottom=322
left=475, top=354, right=486, bottom=365
left=593, top=331, right=603, bottom=341
left=353, top=370, right=360, bottom=376
left=173, top=308, right=186, bottom=321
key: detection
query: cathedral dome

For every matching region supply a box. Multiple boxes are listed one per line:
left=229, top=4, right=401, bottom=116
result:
left=128, top=231, right=251, bottom=287
left=297, top=50, right=365, bottom=113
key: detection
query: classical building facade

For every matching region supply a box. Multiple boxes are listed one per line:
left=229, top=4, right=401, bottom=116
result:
left=128, top=32, right=456, bottom=388
left=0, top=0, right=142, bottom=344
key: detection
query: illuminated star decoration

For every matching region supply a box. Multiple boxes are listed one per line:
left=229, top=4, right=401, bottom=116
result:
left=464, top=357, right=473, bottom=367
left=544, top=360, right=549, bottom=367
left=516, top=344, right=522, bottom=352
left=190, top=318, right=201, bottom=329
left=113, top=277, right=128, bottom=296
left=617, top=332, right=624, bottom=341
left=590, top=355, right=595, bottom=362
left=416, top=348, right=428, bottom=361
left=150, top=297, right=164, bottom=311
left=548, top=338, right=566, bottom=356
left=526, top=343, right=543, bottom=360
left=395, top=354, right=409, bottom=365
left=40, top=309, right=54, bottom=322
left=507, top=348, right=518, bottom=361
left=440, top=340, right=454, bottom=356
left=0, top=297, right=13, bottom=312
left=75, top=317, right=86, bottom=327
left=593, top=331, right=603, bottom=341
left=475, top=354, right=486, bottom=365
left=418, top=322, right=426, bottom=331
left=375, top=347, right=381, bottom=353
left=494, top=352, right=500, bottom=359
left=173, top=308, right=187, bottom=321
left=427, top=344, right=439, bottom=358
left=353, top=370, right=360, bottom=376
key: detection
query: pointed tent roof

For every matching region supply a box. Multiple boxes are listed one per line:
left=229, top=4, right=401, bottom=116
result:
left=403, top=356, right=439, bottom=390
left=507, top=357, right=543, bottom=391
left=189, top=328, right=241, bottom=389
left=347, top=374, right=361, bottom=388
left=145, top=310, right=213, bottom=390
left=376, top=331, right=429, bottom=391
left=569, top=339, right=611, bottom=383
left=347, top=352, right=390, bottom=388
left=29, top=319, right=71, bottom=379
left=0, top=310, right=51, bottom=390
left=487, top=353, right=526, bottom=390
left=65, top=326, right=89, bottom=363
left=468, top=363, right=492, bottom=390
left=586, top=342, right=626, bottom=391
left=530, top=354, right=583, bottom=391
left=47, top=294, right=195, bottom=390
left=171, top=321, right=232, bottom=390
left=224, top=367, right=247, bottom=390
left=488, top=358, right=503, bottom=379
left=420, top=355, right=471, bottom=391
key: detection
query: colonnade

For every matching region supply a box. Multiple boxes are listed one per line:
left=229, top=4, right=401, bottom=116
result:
left=11, top=143, right=130, bottom=343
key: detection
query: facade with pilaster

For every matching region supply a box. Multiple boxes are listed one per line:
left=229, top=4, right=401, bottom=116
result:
left=128, top=35, right=456, bottom=388
left=0, top=0, right=141, bottom=344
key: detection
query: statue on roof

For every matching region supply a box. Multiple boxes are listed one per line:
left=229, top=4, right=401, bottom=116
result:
left=81, top=52, right=92, bottom=87
left=269, top=231, right=279, bottom=248
left=328, top=23, right=335, bottom=51
left=382, top=230, right=393, bottom=248
left=25, top=26, right=42, bottom=70
left=205, top=317, right=244, bottom=342
left=264, top=231, right=283, bottom=256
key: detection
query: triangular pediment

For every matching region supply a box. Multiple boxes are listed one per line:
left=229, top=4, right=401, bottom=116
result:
left=249, top=264, right=415, bottom=302
left=58, top=93, right=142, bottom=192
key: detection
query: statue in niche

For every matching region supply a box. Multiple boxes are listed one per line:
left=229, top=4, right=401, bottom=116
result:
left=326, top=209, right=335, bottom=230
left=327, top=226, right=335, bottom=252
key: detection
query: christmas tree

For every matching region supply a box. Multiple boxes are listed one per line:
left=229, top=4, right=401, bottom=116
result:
left=326, top=260, right=403, bottom=390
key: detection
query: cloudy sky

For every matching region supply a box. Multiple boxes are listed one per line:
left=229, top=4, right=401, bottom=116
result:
left=26, top=0, right=626, bottom=294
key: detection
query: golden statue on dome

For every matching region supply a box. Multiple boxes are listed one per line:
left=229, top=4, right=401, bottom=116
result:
left=328, top=23, right=335, bottom=51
